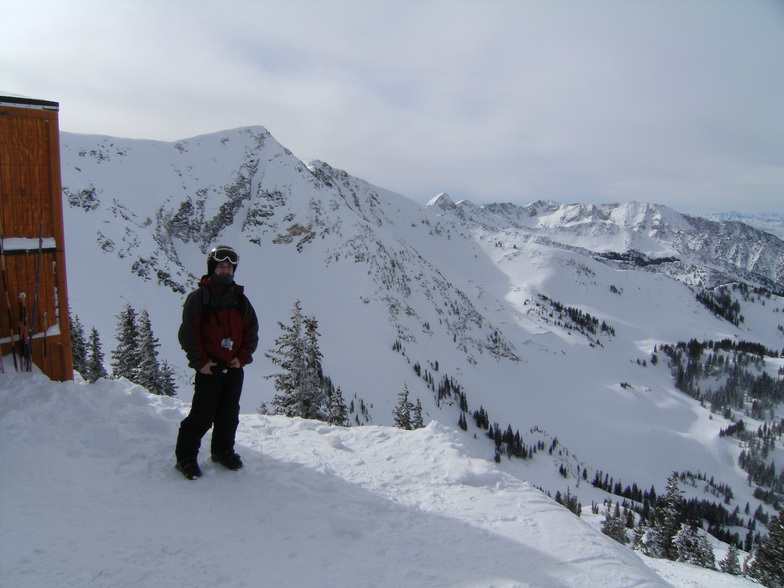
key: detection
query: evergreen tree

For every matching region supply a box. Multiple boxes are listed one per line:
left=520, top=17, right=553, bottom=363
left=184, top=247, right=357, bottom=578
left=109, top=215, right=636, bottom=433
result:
left=70, top=312, right=88, bottom=377
left=637, top=526, right=666, bottom=559
left=393, top=383, right=413, bottom=430
left=326, top=382, right=349, bottom=426
left=411, top=398, right=424, bottom=429
left=300, top=314, right=327, bottom=420
left=157, top=359, right=178, bottom=397
left=601, top=504, right=629, bottom=544
left=268, top=300, right=332, bottom=421
left=718, top=544, right=742, bottom=575
left=269, top=300, right=308, bottom=417
left=747, top=509, right=784, bottom=587
left=85, top=327, right=109, bottom=383
left=135, top=309, right=163, bottom=394
left=638, top=472, right=686, bottom=559
left=111, top=303, right=140, bottom=382
left=672, top=523, right=715, bottom=569
left=658, top=473, right=688, bottom=560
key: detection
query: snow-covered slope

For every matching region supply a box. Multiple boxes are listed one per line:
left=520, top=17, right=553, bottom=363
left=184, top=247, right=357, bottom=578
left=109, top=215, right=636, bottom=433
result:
left=0, top=371, right=758, bottom=587
left=53, top=127, right=784, bottom=576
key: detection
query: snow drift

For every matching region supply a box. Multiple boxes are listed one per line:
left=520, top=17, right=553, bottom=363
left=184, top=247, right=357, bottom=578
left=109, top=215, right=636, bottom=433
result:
left=1, top=370, right=760, bottom=587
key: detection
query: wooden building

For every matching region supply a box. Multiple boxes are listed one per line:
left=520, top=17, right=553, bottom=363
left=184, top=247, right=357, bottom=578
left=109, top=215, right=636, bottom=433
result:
left=0, top=94, right=73, bottom=380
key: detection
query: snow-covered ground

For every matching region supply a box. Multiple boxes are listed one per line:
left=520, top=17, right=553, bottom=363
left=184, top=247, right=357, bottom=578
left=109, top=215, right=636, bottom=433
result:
left=0, top=370, right=759, bottom=587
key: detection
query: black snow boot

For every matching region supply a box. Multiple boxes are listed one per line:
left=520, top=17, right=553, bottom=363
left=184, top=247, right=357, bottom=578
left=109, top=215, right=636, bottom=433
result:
left=176, top=458, right=202, bottom=480
left=211, top=451, right=243, bottom=470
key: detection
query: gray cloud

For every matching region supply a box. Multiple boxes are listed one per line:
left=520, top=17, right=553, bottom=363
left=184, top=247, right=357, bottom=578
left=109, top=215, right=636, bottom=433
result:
left=2, top=0, right=782, bottom=214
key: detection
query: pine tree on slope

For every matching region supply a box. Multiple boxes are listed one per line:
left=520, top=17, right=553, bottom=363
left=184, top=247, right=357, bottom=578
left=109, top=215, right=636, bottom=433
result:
left=393, top=383, right=413, bottom=430
left=637, top=472, right=686, bottom=559
left=411, top=398, right=424, bottom=429
left=718, top=544, right=742, bottom=576
left=300, top=314, right=327, bottom=420
left=672, top=523, right=715, bottom=569
left=111, top=303, right=140, bottom=382
left=85, top=327, right=109, bottom=383
left=157, top=360, right=178, bottom=397
left=135, top=309, right=162, bottom=394
left=326, top=380, right=349, bottom=426
left=70, top=313, right=88, bottom=377
left=658, top=473, right=688, bottom=560
left=602, top=505, right=629, bottom=545
left=268, top=300, right=333, bottom=421
left=268, top=301, right=305, bottom=417
left=747, top=509, right=784, bottom=588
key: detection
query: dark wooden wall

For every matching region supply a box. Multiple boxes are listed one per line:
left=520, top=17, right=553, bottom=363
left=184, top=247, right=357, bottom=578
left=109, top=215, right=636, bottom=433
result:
left=0, top=99, right=73, bottom=380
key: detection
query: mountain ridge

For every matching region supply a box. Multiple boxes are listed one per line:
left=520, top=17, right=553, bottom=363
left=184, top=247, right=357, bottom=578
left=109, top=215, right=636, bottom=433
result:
left=428, top=193, right=783, bottom=291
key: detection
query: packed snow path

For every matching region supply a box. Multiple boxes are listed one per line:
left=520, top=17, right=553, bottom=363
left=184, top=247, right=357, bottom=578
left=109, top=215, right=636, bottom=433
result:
left=0, top=372, right=756, bottom=587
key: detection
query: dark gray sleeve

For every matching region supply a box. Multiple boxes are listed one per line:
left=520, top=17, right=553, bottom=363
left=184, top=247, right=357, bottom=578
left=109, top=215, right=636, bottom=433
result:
left=178, top=290, right=204, bottom=369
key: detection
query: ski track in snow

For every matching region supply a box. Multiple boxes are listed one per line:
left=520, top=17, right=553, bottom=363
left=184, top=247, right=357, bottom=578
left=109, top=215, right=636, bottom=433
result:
left=1, top=371, right=761, bottom=587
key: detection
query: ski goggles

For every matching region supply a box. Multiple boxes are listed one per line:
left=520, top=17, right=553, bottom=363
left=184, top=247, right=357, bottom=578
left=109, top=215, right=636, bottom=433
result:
left=212, top=248, right=239, bottom=265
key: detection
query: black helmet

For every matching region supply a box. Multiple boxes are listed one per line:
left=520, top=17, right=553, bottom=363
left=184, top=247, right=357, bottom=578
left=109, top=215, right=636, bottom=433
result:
left=207, top=245, right=239, bottom=276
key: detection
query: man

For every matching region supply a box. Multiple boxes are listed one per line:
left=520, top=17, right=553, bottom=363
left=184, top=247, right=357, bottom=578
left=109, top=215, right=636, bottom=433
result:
left=175, top=245, right=259, bottom=480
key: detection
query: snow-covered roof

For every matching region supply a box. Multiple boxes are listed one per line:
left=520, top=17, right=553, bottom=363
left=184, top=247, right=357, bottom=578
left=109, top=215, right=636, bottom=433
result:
left=0, top=92, right=59, bottom=111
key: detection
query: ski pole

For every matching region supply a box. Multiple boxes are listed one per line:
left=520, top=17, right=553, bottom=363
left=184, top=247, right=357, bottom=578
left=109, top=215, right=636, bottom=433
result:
left=43, top=311, right=48, bottom=359
left=28, top=223, right=44, bottom=371
left=18, top=293, right=27, bottom=371
left=0, top=222, right=18, bottom=370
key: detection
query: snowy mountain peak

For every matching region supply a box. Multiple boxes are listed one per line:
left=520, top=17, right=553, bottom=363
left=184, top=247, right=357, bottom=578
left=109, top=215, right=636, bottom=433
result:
left=426, top=191, right=456, bottom=209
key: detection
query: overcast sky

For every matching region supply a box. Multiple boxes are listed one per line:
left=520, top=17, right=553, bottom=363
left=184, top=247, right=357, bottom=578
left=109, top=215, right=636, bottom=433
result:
left=2, top=0, right=783, bottom=215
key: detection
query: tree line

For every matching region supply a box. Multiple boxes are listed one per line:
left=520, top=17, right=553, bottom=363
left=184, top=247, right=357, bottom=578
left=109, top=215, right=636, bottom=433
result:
left=538, top=295, right=616, bottom=339
left=71, top=303, right=177, bottom=396
left=657, top=338, right=784, bottom=507
left=601, top=472, right=784, bottom=586
left=724, top=418, right=784, bottom=509
left=696, top=289, right=744, bottom=326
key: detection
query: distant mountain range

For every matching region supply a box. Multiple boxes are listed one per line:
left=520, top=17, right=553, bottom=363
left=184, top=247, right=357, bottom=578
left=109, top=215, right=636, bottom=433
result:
left=429, top=194, right=783, bottom=291
left=707, top=212, right=784, bottom=241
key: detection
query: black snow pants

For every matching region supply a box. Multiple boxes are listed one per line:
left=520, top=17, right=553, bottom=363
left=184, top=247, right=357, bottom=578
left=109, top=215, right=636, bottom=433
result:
left=175, top=367, right=244, bottom=461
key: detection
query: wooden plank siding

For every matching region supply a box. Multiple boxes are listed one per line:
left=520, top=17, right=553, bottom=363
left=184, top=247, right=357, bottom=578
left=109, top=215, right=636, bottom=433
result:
left=0, top=99, right=73, bottom=380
